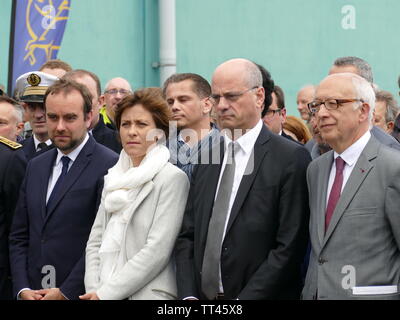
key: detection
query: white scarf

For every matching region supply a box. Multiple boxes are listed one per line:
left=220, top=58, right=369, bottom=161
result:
left=98, top=144, right=170, bottom=285
left=104, top=143, right=170, bottom=215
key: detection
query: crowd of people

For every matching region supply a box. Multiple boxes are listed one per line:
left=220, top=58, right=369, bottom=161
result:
left=1, top=55, right=400, bottom=300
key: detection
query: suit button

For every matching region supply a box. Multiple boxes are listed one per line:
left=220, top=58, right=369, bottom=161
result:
left=318, top=257, right=326, bottom=265
left=41, top=239, right=45, bottom=244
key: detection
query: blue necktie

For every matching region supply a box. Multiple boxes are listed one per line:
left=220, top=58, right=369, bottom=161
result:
left=47, top=156, right=70, bottom=210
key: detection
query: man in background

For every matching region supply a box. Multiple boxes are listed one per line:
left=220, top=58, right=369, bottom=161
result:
left=0, top=96, right=27, bottom=300
left=15, top=72, right=58, bottom=160
left=163, top=73, right=220, bottom=180
left=373, top=89, right=399, bottom=134
left=39, top=59, right=72, bottom=79
left=99, top=77, right=132, bottom=130
left=63, top=70, right=122, bottom=153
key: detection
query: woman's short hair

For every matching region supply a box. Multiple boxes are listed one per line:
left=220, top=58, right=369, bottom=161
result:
left=115, top=87, right=171, bottom=139
left=283, top=115, right=312, bottom=144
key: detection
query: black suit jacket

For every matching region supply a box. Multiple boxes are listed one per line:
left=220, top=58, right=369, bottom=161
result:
left=9, top=136, right=118, bottom=299
left=175, top=126, right=311, bottom=300
left=21, top=136, right=53, bottom=161
left=92, top=115, right=122, bottom=154
left=0, top=144, right=26, bottom=300
left=281, top=130, right=303, bottom=146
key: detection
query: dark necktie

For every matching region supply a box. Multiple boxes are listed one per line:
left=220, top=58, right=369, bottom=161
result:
left=37, top=142, right=48, bottom=152
left=325, top=156, right=346, bottom=232
left=47, top=156, right=71, bottom=210
left=201, top=141, right=238, bottom=300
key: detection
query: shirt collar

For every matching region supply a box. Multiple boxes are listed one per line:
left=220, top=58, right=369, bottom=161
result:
left=334, top=130, right=371, bottom=167
left=224, top=119, right=263, bottom=155
left=33, top=135, right=51, bottom=150
left=55, top=133, right=89, bottom=165
left=178, top=123, right=220, bottom=146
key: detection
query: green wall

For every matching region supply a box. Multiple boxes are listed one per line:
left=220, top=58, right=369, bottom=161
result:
left=0, top=0, right=12, bottom=89
left=2, top=0, right=400, bottom=116
left=175, top=0, right=400, bottom=115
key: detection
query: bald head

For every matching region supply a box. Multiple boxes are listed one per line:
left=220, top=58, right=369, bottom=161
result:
left=104, top=77, right=132, bottom=93
left=211, top=58, right=265, bottom=133
left=212, top=59, right=262, bottom=89
left=296, top=85, right=315, bottom=121
left=103, top=77, right=132, bottom=123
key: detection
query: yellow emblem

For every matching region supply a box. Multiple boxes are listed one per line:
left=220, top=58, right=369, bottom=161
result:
left=24, top=0, right=71, bottom=66
left=27, top=73, right=41, bottom=86
left=0, top=136, right=22, bottom=149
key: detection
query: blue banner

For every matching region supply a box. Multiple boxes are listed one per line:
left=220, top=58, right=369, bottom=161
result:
left=9, top=0, right=71, bottom=94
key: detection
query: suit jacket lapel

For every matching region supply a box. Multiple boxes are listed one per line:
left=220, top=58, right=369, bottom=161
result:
left=44, top=137, right=95, bottom=224
left=317, top=151, right=333, bottom=246
left=225, top=126, right=271, bottom=235
left=323, top=138, right=378, bottom=246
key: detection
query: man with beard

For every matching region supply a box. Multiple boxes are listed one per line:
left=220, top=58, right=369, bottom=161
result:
left=9, top=79, right=118, bottom=300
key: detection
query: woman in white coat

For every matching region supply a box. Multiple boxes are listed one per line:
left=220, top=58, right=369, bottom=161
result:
left=80, top=88, right=189, bottom=300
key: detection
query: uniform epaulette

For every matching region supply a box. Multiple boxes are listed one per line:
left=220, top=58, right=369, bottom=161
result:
left=0, top=136, right=22, bottom=149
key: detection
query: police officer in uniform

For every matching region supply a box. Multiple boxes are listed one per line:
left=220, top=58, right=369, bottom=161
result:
left=0, top=137, right=27, bottom=299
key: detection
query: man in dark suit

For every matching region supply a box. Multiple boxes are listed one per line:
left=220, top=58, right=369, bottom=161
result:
left=262, top=85, right=301, bottom=144
left=9, top=79, right=118, bottom=300
left=175, top=59, right=311, bottom=300
left=62, top=70, right=122, bottom=154
left=0, top=137, right=26, bottom=300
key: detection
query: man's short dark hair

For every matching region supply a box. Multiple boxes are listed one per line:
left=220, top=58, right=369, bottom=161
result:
left=273, top=85, right=285, bottom=110
left=162, top=73, right=211, bottom=99
left=62, top=69, right=102, bottom=98
left=255, top=63, right=275, bottom=117
left=44, top=79, right=93, bottom=119
left=333, top=56, right=373, bottom=83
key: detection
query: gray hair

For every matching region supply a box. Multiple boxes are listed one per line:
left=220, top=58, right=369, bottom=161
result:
left=13, top=103, right=24, bottom=123
left=375, top=90, right=399, bottom=123
left=334, top=56, right=374, bottom=83
left=245, top=61, right=263, bottom=88
left=0, top=96, right=24, bottom=123
left=351, top=74, right=376, bottom=122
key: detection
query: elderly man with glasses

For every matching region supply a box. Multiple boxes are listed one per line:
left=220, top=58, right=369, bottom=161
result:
left=303, top=72, right=400, bottom=300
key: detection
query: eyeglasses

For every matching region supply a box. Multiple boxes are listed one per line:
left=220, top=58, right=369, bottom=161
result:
left=264, top=108, right=282, bottom=118
left=307, top=98, right=363, bottom=113
left=210, top=86, right=258, bottom=104
left=104, top=89, right=131, bottom=96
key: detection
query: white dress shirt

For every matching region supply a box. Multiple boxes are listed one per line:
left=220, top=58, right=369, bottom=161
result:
left=215, top=119, right=263, bottom=293
left=326, top=130, right=371, bottom=206
left=46, top=134, right=89, bottom=203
